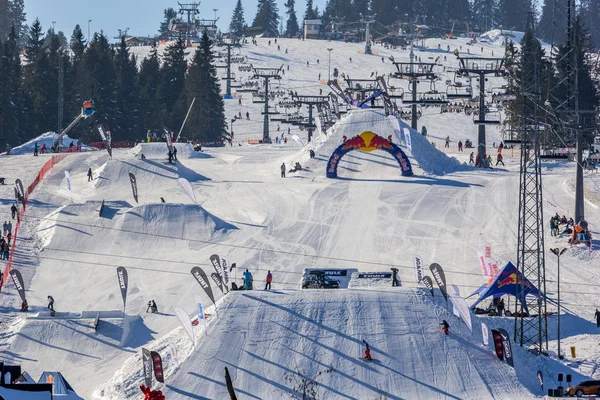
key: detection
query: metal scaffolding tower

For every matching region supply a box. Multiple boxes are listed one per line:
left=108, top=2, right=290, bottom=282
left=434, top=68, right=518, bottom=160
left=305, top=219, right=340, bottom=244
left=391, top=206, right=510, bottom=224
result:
left=251, top=66, right=282, bottom=143
left=513, top=12, right=548, bottom=355
left=216, top=39, right=242, bottom=98
left=456, top=56, right=504, bottom=162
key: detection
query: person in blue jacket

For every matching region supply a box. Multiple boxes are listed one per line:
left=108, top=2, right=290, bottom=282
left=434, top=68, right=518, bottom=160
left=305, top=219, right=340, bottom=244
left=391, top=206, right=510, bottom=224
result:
left=243, top=269, right=253, bottom=290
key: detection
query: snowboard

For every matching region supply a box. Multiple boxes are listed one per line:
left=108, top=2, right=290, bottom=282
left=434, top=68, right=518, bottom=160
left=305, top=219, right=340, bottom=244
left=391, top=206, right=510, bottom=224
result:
left=358, top=357, right=380, bottom=363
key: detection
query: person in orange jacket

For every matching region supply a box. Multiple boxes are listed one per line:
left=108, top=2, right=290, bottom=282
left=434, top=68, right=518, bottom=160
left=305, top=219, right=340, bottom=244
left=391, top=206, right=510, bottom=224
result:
left=265, top=271, right=273, bottom=290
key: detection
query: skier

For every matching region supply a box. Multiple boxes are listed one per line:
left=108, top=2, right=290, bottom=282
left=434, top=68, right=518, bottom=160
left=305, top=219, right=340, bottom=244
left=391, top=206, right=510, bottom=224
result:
left=496, top=153, right=504, bottom=166
left=595, top=309, right=600, bottom=328
left=441, top=320, right=449, bottom=335
left=87, top=168, right=93, bottom=182
left=391, top=268, right=399, bottom=287
left=243, top=269, right=253, bottom=290
left=173, top=147, right=178, bottom=161
left=146, top=300, right=158, bottom=313
left=497, top=298, right=505, bottom=316
left=362, top=340, right=372, bottom=360
left=458, top=140, right=463, bottom=152
left=281, top=163, right=286, bottom=178
left=34, top=142, right=39, bottom=156
left=47, top=296, right=55, bottom=313
left=10, top=204, right=17, bottom=219
left=21, top=299, right=28, bottom=312
left=265, top=271, right=273, bottom=290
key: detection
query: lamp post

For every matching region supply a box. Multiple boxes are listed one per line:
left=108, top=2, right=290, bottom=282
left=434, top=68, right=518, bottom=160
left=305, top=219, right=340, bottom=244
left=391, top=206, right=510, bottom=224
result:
left=88, top=19, right=92, bottom=42
left=327, top=48, right=333, bottom=81
left=52, top=21, right=56, bottom=34
left=550, top=247, right=567, bottom=359
left=213, top=9, right=218, bottom=20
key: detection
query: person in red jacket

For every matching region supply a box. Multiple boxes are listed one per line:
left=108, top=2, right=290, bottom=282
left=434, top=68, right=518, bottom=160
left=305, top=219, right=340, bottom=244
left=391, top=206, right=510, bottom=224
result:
left=362, top=340, right=372, bottom=360
left=265, top=271, right=273, bottom=290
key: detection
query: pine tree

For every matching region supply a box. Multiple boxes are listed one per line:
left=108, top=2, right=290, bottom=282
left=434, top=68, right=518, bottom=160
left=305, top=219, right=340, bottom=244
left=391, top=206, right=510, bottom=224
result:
left=253, top=0, right=280, bottom=37
left=0, top=0, right=9, bottom=41
left=158, top=36, right=188, bottom=130
left=497, top=0, right=532, bottom=31
left=159, top=8, right=177, bottom=39
left=589, top=0, right=600, bottom=48
left=138, top=44, right=162, bottom=132
left=230, top=0, right=246, bottom=37
left=305, top=0, right=317, bottom=20
left=284, top=0, right=299, bottom=36
left=114, top=36, right=139, bottom=140
left=70, top=25, right=86, bottom=63
left=471, top=0, right=497, bottom=31
left=0, top=25, right=23, bottom=146
left=7, top=0, right=27, bottom=46
left=182, top=31, right=227, bottom=142
left=322, top=0, right=352, bottom=22
left=25, top=18, right=44, bottom=63
left=537, top=0, right=567, bottom=44
left=371, top=0, right=397, bottom=26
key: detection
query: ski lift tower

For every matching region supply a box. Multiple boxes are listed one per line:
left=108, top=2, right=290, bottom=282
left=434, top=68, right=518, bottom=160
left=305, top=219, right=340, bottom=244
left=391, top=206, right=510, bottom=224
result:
left=360, top=14, right=377, bottom=55
left=177, top=2, right=200, bottom=42
left=216, top=38, right=242, bottom=98
left=251, top=65, right=283, bottom=143
left=291, top=94, right=330, bottom=142
left=456, top=55, right=505, bottom=162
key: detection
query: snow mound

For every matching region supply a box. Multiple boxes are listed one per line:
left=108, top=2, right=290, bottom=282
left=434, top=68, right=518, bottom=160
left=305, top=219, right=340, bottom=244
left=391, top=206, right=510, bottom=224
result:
left=129, top=142, right=211, bottom=160
left=479, top=29, right=550, bottom=47
left=6, top=131, right=94, bottom=155
left=398, top=118, right=468, bottom=175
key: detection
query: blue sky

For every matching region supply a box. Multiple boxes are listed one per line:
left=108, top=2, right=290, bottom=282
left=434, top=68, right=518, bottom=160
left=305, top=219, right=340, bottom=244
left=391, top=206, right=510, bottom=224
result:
left=25, top=0, right=326, bottom=41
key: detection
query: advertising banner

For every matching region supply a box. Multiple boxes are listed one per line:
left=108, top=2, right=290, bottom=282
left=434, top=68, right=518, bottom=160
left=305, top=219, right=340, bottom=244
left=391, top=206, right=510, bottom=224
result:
left=128, top=173, right=138, bottom=203
left=9, top=269, right=26, bottom=302
left=142, top=348, right=153, bottom=388
left=116, top=267, right=128, bottom=309
left=429, top=263, right=448, bottom=302
left=413, top=255, right=424, bottom=284
left=191, top=267, right=216, bottom=306
left=174, top=308, right=195, bottom=347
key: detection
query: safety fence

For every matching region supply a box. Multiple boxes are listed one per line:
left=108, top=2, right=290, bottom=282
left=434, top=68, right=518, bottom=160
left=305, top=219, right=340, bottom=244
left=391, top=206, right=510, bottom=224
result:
left=0, top=153, right=69, bottom=291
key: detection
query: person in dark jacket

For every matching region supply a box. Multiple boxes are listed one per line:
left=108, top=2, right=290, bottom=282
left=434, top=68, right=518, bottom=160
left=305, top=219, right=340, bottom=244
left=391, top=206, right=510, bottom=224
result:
left=87, top=168, right=93, bottom=182
left=595, top=309, right=600, bottom=327
left=146, top=300, right=158, bottom=313
left=362, top=339, right=372, bottom=360
left=47, top=296, right=55, bottom=312
left=497, top=298, right=505, bottom=316
left=441, top=320, right=449, bottom=334
left=391, top=268, right=399, bottom=287
left=172, top=147, right=178, bottom=161
left=11, top=204, right=17, bottom=219
left=168, top=150, right=173, bottom=164
left=281, top=163, right=286, bottom=178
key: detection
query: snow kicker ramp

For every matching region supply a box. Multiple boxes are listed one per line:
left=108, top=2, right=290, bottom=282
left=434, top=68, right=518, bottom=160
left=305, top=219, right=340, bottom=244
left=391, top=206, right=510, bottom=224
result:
left=129, top=143, right=210, bottom=160
left=163, top=289, right=529, bottom=399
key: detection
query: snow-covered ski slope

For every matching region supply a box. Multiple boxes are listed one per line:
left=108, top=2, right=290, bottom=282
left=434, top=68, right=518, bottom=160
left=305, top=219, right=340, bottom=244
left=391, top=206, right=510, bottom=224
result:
left=0, top=33, right=598, bottom=399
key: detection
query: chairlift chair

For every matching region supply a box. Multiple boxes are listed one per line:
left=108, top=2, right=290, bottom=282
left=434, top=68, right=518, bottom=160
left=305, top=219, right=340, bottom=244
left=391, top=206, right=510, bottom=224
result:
left=446, top=85, right=472, bottom=99
left=473, top=111, right=501, bottom=125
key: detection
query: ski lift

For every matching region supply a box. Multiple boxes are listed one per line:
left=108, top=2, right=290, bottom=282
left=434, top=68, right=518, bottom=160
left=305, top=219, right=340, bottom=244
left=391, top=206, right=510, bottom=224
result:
left=473, top=111, right=501, bottom=125
left=403, top=92, right=447, bottom=105
left=491, top=87, right=517, bottom=101
left=82, top=99, right=95, bottom=117
left=446, top=85, right=472, bottom=99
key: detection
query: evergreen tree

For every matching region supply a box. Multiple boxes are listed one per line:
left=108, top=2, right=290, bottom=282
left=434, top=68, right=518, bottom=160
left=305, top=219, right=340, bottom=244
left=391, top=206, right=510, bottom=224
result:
left=284, top=0, right=300, bottom=36
left=182, top=31, right=227, bottom=142
left=229, top=0, right=246, bottom=36
left=497, top=0, right=532, bottom=31
left=471, top=0, right=498, bottom=31
left=138, top=44, right=162, bottom=132
left=158, top=36, right=188, bottom=131
left=371, top=0, right=397, bottom=26
left=538, top=0, right=567, bottom=45
left=585, top=0, right=600, bottom=49
left=114, top=36, right=139, bottom=140
left=7, top=0, right=27, bottom=46
left=305, top=0, right=317, bottom=20
left=322, top=0, right=352, bottom=22
left=159, top=8, right=177, bottom=39
left=252, top=0, right=280, bottom=36
left=25, top=19, right=44, bottom=63
left=70, top=25, right=86, bottom=63
left=0, top=25, right=23, bottom=146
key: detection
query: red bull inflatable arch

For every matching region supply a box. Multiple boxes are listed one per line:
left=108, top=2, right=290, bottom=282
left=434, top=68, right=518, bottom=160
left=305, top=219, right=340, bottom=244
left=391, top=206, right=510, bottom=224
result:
left=326, top=131, right=413, bottom=178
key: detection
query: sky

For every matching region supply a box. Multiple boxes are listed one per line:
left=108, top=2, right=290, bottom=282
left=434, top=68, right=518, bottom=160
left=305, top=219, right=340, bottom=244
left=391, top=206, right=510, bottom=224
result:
left=25, top=0, right=327, bottom=41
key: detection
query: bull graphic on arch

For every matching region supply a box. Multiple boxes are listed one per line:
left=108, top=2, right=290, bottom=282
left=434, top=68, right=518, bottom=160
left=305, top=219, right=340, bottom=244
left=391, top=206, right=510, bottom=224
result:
left=326, top=131, right=413, bottom=178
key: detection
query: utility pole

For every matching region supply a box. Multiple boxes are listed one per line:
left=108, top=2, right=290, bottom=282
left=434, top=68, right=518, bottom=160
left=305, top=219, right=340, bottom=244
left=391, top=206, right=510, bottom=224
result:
left=456, top=56, right=505, bottom=162
left=58, top=51, right=64, bottom=133
left=88, top=19, right=92, bottom=42
left=327, top=48, right=333, bottom=81
left=359, top=14, right=376, bottom=55
left=550, top=248, right=567, bottom=359
left=251, top=66, right=283, bottom=143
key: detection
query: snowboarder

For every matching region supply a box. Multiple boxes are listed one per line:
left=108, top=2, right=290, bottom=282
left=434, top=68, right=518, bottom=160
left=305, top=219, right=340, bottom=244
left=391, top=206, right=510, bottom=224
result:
left=87, top=168, right=93, bottom=182
left=10, top=204, right=17, bottom=219
left=391, top=268, right=399, bottom=287
left=441, top=320, right=449, bottom=335
left=281, top=163, right=286, bottom=178
left=34, top=142, right=39, bottom=156
left=173, top=147, right=178, bottom=161
left=21, top=299, right=28, bottom=312
left=146, top=300, right=158, bottom=313
left=362, top=340, right=372, bottom=360
left=47, top=296, right=55, bottom=312
left=497, top=298, right=505, bottom=316
left=309, top=149, right=315, bottom=158
left=595, top=309, right=600, bottom=328
left=243, top=269, right=253, bottom=290
left=265, top=271, right=272, bottom=290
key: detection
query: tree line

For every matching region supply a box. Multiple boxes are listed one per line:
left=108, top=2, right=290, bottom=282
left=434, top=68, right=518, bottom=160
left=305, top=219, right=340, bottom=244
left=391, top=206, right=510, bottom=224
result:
left=0, top=17, right=227, bottom=149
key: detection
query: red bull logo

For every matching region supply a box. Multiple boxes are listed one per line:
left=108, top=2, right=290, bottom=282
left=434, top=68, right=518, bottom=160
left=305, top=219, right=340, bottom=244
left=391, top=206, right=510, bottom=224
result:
left=341, top=131, right=394, bottom=152
left=497, top=273, right=518, bottom=288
